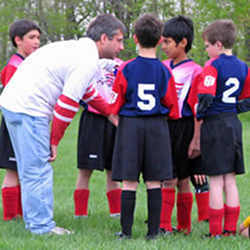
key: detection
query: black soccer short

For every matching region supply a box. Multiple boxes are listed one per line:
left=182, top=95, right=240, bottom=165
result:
left=112, top=116, right=173, bottom=182
left=0, top=117, right=17, bottom=170
left=201, top=112, right=245, bottom=176
left=77, top=111, right=116, bottom=171
left=168, top=117, right=203, bottom=180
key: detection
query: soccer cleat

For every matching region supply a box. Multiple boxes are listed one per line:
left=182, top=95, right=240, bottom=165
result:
left=223, top=230, right=236, bottom=237
left=202, top=233, right=221, bottom=239
left=159, top=228, right=173, bottom=236
left=110, top=213, right=120, bottom=218
left=74, top=215, right=88, bottom=219
left=115, top=231, right=131, bottom=240
left=145, top=233, right=160, bottom=240
left=49, top=226, right=73, bottom=235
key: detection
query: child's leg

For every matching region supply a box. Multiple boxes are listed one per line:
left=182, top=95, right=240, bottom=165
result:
left=74, top=169, right=92, bottom=217
left=191, top=175, right=209, bottom=222
left=146, top=181, right=161, bottom=238
left=160, top=179, right=177, bottom=232
left=2, top=169, right=20, bottom=220
left=120, top=180, right=137, bottom=237
left=223, top=173, right=240, bottom=235
left=106, top=170, right=121, bottom=217
left=209, top=175, right=224, bottom=236
left=177, top=177, right=193, bottom=234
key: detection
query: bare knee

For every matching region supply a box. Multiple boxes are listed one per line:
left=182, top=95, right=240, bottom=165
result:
left=75, top=169, right=93, bottom=189
left=2, top=169, right=19, bottom=187
left=177, top=178, right=191, bottom=193
left=162, top=178, right=177, bottom=189
left=106, top=170, right=120, bottom=192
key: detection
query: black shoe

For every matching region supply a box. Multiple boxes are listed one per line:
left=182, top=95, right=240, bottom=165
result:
left=202, top=233, right=221, bottom=239
left=115, top=231, right=131, bottom=240
left=159, top=228, right=173, bottom=236
left=145, top=233, right=160, bottom=241
left=223, top=230, right=236, bottom=237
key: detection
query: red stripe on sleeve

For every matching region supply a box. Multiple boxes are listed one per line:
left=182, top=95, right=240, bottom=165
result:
left=239, top=68, right=250, bottom=100
left=50, top=95, right=79, bottom=146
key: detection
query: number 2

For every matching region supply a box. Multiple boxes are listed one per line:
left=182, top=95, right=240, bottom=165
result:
left=222, top=77, right=240, bottom=104
left=137, top=84, right=156, bottom=111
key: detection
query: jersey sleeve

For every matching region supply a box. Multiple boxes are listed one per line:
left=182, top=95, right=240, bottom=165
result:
left=187, top=73, right=201, bottom=116
left=239, top=68, right=250, bottom=100
left=0, top=65, right=17, bottom=87
left=196, top=65, right=218, bottom=116
left=81, top=83, right=111, bottom=116
left=109, top=69, right=127, bottom=115
left=161, top=77, right=180, bottom=119
left=50, top=94, right=79, bottom=146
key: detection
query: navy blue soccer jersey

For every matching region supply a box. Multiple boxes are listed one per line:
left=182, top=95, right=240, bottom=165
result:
left=197, top=54, right=250, bottom=118
left=110, top=56, right=179, bottom=119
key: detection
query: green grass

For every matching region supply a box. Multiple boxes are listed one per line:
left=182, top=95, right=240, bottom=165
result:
left=0, top=112, right=250, bottom=250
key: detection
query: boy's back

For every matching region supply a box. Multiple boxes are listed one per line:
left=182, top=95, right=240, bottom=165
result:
left=111, top=56, right=179, bottom=118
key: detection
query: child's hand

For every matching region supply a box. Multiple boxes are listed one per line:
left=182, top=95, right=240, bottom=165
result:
left=49, top=145, right=57, bottom=162
left=108, top=114, right=119, bottom=127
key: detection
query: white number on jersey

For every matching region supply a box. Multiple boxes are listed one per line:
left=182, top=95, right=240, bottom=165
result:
left=222, top=77, right=240, bottom=104
left=137, top=83, right=156, bottom=111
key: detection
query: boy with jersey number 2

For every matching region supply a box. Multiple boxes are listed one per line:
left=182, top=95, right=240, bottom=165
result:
left=197, top=19, right=250, bottom=238
left=110, top=14, right=179, bottom=240
left=0, top=19, right=41, bottom=221
left=0, top=14, right=125, bottom=235
left=159, top=15, right=208, bottom=235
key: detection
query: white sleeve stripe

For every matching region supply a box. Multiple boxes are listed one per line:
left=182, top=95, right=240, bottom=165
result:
left=57, top=99, right=79, bottom=112
left=54, top=111, right=73, bottom=123
left=82, top=89, right=98, bottom=103
left=86, top=84, right=95, bottom=93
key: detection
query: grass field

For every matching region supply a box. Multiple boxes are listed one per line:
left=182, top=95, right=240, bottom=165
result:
left=0, top=111, right=249, bottom=250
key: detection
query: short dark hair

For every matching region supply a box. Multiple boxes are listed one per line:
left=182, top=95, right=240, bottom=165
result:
left=202, top=19, right=237, bottom=49
left=9, top=19, right=41, bottom=48
left=134, top=14, right=163, bottom=48
left=87, top=14, right=126, bottom=41
left=163, top=15, right=194, bottom=53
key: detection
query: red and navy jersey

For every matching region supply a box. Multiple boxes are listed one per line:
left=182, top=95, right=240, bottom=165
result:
left=1, top=53, right=24, bottom=87
left=197, top=54, right=250, bottom=118
left=163, top=59, right=202, bottom=118
left=110, top=56, right=179, bottom=119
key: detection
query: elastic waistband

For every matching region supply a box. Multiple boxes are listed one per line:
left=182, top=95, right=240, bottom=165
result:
left=203, top=112, right=237, bottom=121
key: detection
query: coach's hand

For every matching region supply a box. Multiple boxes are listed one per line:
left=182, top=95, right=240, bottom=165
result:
left=188, top=137, right=200, bottom=159
left=49, top=145, right=57, bottom=162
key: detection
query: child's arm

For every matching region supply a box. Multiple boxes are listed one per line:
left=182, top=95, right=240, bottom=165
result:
left=161, top=77, right=180, bottom=119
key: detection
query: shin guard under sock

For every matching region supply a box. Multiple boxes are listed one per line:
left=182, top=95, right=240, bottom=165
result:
left=74, top=189, right=89, bottom=216
left=195, top=191, right=209, bottom=222
left=209, top=207, right=224, bottom=236
left=224, top=204, right=240, bottom=234
left=160, top=188, right=175, bottom=231
left=106, top=188, right=122, bottom=216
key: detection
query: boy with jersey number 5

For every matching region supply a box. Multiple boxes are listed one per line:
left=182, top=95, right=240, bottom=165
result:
left=0, top=14, right=125, bottom=235
left=197, top=19, right=250, bottom=238
left=159, top=15, right=208, bottom=235
left=110, top=14, right=179, bottom=240
left=0, top=19, right=41, bottom=221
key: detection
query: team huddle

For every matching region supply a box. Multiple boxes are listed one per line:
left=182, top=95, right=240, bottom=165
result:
left=0, top=13, right=249, bottom=240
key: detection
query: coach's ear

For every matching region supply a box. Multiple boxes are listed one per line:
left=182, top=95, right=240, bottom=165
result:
left=99, top=33, right=109, bottom=45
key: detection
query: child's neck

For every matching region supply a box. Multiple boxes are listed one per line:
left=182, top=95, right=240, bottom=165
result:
left=219, top=48, right=233, bottom=56
left=171, top=53, right=188, bottom=65
left=138, top=47, right=157, bottom=58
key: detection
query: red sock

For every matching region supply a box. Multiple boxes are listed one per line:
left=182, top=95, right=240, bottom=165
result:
left=17, top=185, right=22, bottom=217
left=224, top=204, right=240, bottom=234
left=209, top=207, right=224, bottom=236
left=195, top=192, right=209, bottom=221
left=106, top=188, right=122, bottom=216
left=177, top=192, right=193, bottom=234
left=2, top=186, right=19, bottom=220
left=160, top=188, right=175, bottom=231
left=74, top=189, right=89, bottom=216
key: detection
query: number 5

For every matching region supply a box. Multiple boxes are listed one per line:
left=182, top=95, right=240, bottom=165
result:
left=137, top=84, right=156, bottom=111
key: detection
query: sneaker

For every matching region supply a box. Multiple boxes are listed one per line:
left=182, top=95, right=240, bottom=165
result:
left=49, top=226, right=73, bottom=235
left=202, top=233, right=221, bottom=239
left=115, top=231, right=131, bottom=240
left=159, top=228, right=173, bottom=236
left=110, top=213, right=120, bottom=218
